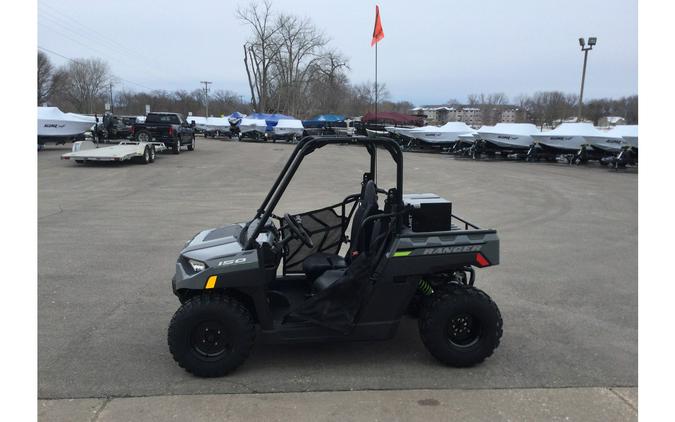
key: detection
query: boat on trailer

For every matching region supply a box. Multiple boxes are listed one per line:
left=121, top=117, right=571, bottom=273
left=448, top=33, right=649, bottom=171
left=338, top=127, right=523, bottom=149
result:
left=531, top=123, right=624, bottom=153
left=38, top=107, right=97, bottom=145
left=530, top=123, right=625, bottom=163
left=606, top=125, right=638, bottom=149
left=407, top=122, right=474, bottom=145
left=239, top=118, right=268, bottom=140
left=272, top=119, right=304, bottom=141
left=478, top=123, right=540, bottom=150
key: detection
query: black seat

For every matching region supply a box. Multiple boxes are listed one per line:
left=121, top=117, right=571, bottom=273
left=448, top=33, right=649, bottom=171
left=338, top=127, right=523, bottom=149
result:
left=312, top=212, right=391, bottom=293
left=312, top=268, right=347, bottom=292
left=302, top=180, right=379, bottom=280
left=302, top=253, right=346, bottom=281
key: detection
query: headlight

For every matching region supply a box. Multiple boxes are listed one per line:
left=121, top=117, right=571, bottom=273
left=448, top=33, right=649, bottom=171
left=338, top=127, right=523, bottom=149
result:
left=188, top=259, right=206, bottom=272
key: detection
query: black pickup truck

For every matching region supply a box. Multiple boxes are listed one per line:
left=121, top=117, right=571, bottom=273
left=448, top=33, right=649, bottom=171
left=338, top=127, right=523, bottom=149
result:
left=131, top=112, right=196, bottom=154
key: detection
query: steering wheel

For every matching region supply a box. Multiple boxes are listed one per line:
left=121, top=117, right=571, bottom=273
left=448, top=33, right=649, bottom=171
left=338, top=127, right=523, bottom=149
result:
left=283, top=213, right=314, bottom=248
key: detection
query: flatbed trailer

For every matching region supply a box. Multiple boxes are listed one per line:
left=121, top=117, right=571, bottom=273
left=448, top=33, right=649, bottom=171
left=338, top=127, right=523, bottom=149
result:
left=61, top=140, right=166, bottom=164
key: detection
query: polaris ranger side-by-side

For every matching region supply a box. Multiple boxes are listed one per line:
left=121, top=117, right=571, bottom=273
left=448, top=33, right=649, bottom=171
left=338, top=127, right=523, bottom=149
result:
left=168, top=136, right=503, bottom=377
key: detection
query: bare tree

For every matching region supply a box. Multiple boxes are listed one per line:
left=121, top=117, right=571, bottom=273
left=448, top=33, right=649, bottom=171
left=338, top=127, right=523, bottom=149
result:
left=305, top=50, right=350, bottom=115
left=238, top=0, right=280, bottom=112
left=270, top=13, right=328, bottom=115
left=37, top=51, right=65, bottom=105
left=445, top=98, right=461, bottom=107
left=466, top=92, right=510, bottom=125
left=59, top=58, right=112, bottom=113
left=101, top=89, right=251, bottom=117
left=520, top=91, right=578, bottom=128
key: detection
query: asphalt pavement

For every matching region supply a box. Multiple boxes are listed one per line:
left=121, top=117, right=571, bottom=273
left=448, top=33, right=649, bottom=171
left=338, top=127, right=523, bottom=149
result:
left=38, top=138, right=637, bottom=401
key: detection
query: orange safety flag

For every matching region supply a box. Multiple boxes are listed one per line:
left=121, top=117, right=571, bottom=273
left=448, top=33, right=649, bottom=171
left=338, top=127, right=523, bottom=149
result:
left=371, top=5, right=384, bottom=46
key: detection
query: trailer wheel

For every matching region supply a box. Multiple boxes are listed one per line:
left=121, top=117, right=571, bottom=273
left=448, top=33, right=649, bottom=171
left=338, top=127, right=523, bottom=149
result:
left=173, top=139, right=181, bottom=154
left=139, top=146, right=151, bottom=164
left=419, top=285, right=502, bottom=367
left=148, top=146, right=156, bottom=163
left=168, top=294, right=255, bottom=377
left=188, top=136, right=195, bottom=151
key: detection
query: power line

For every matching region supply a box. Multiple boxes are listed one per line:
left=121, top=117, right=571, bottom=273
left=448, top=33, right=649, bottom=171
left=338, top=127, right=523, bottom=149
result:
left=37, top=13, right=167, bottom=82
left=38, top=45, right=156, bottom=91
left=38, top=1, right=165, bottom=68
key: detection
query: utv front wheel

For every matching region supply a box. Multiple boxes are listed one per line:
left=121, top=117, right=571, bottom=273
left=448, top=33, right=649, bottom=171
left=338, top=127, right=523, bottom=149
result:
left=419, top=285, right=502, bottom=367
left=168, top=294, right=255, bottom=377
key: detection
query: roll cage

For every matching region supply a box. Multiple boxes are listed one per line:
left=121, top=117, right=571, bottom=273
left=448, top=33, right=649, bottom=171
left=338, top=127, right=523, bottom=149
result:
left=241, top=136, right=405, bottom=250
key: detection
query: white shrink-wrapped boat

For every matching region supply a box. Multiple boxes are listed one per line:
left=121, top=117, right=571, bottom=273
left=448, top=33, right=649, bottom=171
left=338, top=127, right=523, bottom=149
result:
left=606, top=125, right=638, bottom=149
left=239, top=118, right=268, bottom=138
left=272, top=119, right=304, bottom=140
left=478, top=123, right=540, bottom=150
left=531, top=123, right=624, bottom=153
left=408, top=122, right=474, bottom=145
left=38, top=107, right=97, bottom=144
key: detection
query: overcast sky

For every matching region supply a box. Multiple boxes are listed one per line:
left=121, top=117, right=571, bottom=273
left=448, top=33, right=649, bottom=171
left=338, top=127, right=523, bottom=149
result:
left=37, top=0, right=637, bottom=105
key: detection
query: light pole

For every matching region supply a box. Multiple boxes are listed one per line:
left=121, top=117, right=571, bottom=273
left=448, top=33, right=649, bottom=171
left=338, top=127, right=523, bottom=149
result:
left=577, top=37, right=597, bottom=120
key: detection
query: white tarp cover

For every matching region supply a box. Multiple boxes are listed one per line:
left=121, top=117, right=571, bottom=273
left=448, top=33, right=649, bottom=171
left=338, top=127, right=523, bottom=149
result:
left=240, top=118, right=266, bottom=126
left=606, top=125, right=638, bottom=148
left=408, top=122, right=473, bottom=134
left=188, top=116, right=232, bottom=129
left=457, top=130, right=478, bottom=141
left=239, top=118, right=267, bottom=131
left=439, top=122, right=473, bottom=132
left=606, top=125, right=638, bottom=138
left=186, top=116, right=208, bottom=125
left=205, top=117, right=230, bottom=127
left=39, top=107, right=96, bottom=123
left=537, top=123, right=621, bottom=139
left=275, top=119, right=304, bottom=129
left=409, top=125, right=440, bottom=132
left=483, top=123, right=540, bottom=136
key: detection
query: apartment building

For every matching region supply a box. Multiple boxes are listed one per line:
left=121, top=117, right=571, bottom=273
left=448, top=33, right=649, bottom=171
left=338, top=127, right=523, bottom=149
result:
left=412, top=105, right=524, bottom=127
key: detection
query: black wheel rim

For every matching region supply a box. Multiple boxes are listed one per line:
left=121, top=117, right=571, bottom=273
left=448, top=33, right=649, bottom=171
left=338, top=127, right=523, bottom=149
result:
left=190, top=320, right=231, bottom=358
left=446, top=313, right=481, bottom=348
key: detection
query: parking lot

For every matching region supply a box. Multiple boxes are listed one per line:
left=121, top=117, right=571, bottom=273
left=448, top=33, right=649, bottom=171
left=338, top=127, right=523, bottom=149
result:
left=38, top=138, right=637, bottom=399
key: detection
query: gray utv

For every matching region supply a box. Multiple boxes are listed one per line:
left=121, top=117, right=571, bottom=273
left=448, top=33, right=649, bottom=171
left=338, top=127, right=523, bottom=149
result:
left=168, top=136, right=502, bottom=377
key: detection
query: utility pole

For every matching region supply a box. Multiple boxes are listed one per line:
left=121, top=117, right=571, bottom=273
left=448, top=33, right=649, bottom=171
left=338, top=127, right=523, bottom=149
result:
left=109, top=82, right=114, bottom=114
left=577, top=37, right=597, bottom=120
left=200, top=81, right=212, bottom=117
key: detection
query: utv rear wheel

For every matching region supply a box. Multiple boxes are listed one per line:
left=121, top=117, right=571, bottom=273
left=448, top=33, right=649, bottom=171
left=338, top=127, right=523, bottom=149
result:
left=173, top=139, right=181, bottom=154
left=148, top=146, right=156, bottom=163
left=419, top=285, right=502, bottom=367
left=168, top=294, right=255, bottom=377
left=188, top=136, right=195, bottom=151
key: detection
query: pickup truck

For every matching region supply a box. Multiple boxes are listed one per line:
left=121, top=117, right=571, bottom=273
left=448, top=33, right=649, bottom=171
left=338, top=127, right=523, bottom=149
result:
left=131, top=112, right=196, bottom=154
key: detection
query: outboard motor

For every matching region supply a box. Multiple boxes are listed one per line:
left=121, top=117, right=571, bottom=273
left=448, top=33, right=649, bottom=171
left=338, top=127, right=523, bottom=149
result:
left=228, top=117, right=241, bottom=138
left=571, top=145, right=589, bottom=165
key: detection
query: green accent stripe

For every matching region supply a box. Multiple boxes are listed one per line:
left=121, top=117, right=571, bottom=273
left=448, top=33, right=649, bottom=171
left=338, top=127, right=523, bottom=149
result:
left=393, top=250, right=412, bottom=257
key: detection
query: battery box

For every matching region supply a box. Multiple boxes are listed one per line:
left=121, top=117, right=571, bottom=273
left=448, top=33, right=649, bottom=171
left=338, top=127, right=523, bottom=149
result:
left=402, top=193, right=453, bottom=232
